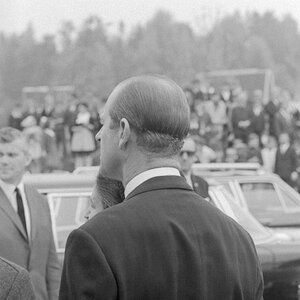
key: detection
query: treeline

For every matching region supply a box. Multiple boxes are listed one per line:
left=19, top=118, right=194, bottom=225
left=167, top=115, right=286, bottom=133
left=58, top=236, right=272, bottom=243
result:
left=1, top=10, right=300, bottom=104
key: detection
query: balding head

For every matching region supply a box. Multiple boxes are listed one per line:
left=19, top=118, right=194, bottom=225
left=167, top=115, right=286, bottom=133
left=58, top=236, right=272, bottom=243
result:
left=108, top=75, right=190, bottom=155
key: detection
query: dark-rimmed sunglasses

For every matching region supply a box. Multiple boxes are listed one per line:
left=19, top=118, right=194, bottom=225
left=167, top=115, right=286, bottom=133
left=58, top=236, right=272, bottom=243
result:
left=180, top=150, right=195, bottom=157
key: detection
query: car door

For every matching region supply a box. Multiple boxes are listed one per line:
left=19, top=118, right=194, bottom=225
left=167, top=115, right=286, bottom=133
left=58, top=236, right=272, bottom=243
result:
left=47, top=192, right=91, bottom=262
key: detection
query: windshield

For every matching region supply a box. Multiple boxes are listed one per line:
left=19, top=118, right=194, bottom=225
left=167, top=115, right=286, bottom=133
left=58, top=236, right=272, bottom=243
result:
left=211, top=186, right=273, bottom=243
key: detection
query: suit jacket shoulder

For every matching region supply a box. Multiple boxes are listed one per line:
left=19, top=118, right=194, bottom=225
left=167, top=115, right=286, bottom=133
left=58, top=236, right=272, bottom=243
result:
left=0, top=257, right=35, bottom=300
left=60, top=176, right=263, bottom=300
left=191, top=174, right=209, bottom=198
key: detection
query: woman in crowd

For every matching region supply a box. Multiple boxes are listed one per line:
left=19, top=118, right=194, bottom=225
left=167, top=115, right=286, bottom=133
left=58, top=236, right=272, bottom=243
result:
left=70, top=102, right=96, bottom=169
left=85, top=173, right=125, bottom=220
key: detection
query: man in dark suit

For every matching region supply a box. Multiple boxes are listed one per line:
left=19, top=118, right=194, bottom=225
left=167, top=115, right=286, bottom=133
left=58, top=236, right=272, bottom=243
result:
left=275, top=132, right=298, bottom=187
left=0, top=127, right=61, bottom=300
left=60, top=75, right=264, bottom=300
left=0, top=256, right=35, bottom=300
left=179, top=136, right=209, bottom=198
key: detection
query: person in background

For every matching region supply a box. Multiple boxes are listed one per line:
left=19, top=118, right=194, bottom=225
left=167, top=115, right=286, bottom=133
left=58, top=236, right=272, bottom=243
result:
left=21, top=116, right=43, bottom=173
left=42, top=95, right=55, bottom=119
left=193, top=135, right=217, bottom=163
left=9, top=103, right=24, bottom=131
left=275, top=132, right=298, bottom=188
left=248, top=90, right=265, bottom=146
left=225, top=146, right=238, bottom=163
left=40, top=116, right=59, bottom=172
left=234, top=138, right=249, bottom=163
left=179, top=137, right=209, bottom=199
left=261, top=135, right=277, bottom=173
left=191, top=77, right=209, bottom=102
left=205, top=91, right=228, bottom=160
left=230, top=91, right=252, bottom=143
left=206, top=92, right=227, bottom=130
left=0, top=256, right=35, bottom=300
left=63, top=95, right=79, bottom=156
left=246, top=133, right=263, bottom=165
left=23, top=99, right=43, bottom=125
left=0, top=127, right=61, bottom=300
left=51, top=101, right=67, bottom=160
left=70, top=102, right=96, bottom=169
left=60, top=75, right=263, bottom=300
left=265, top=87, right=280, bottom=138
left=194, top=100, right=212, bottom=142
left=274, top=98, right=293, bottom=138
left=85, top=173, right=125, bottom=220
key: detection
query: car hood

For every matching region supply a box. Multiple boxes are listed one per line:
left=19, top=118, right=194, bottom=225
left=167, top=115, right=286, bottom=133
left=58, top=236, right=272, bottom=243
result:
left=272, top=227, right=300, bottom=242
left=258, top=234, right=300, bottom=266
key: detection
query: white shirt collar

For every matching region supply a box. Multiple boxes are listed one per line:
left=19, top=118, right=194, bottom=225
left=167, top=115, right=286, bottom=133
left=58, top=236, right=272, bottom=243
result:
left=125, top=167, right=181, bottom=198
left=0, top=180, right=24, bottom=197
left=0, top=179, right=30, bottom=238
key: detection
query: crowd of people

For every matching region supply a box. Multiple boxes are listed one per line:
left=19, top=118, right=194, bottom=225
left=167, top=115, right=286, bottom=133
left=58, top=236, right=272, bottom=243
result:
left=6, top=76, right=300, bottom=191
left=8, top=94, right=102, bottom=172
left=184, top=77, right=300, bottom=190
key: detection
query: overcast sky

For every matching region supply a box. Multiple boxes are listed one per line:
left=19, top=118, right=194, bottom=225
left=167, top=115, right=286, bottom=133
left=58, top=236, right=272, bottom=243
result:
left=0, top=0, right=299, bottom=38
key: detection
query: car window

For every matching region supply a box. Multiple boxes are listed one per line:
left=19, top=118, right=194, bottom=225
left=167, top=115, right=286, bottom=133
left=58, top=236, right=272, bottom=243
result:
left=219, top=183, right=233, bottom=196
left=48, top=192, right=91, bottom=252
left=240, top=182, right=283, bottom=224
left=278, top=185, right=300, bottom=209
left=212, top=186, right=272, bottom=243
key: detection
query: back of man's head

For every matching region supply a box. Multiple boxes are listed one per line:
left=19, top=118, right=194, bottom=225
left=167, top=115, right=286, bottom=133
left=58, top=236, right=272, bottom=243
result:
left=109, top=75, right=190, bottom=156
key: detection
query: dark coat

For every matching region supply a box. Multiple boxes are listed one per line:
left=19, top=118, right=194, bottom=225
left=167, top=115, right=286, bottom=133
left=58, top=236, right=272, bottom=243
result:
left=275, top=146, right=298, bottom=185
left=60, top=176, right=263, bottom=300
left=191, top=174, right=209, bottom=198
left=231, top=106, right=252, bottom=142
left=249, top=110, right=265, bottom=136
left=0, top=257, right=35, bottom=300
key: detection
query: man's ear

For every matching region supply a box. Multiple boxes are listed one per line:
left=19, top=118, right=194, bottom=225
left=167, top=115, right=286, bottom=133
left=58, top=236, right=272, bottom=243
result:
left=119, top=118, right=131, bottom=150
left=24, top=152, right=32, bottom=168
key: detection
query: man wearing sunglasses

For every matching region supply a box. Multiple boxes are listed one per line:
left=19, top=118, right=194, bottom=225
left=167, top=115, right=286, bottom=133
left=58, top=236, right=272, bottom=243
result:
left=179, top=136, right=209, bottom=199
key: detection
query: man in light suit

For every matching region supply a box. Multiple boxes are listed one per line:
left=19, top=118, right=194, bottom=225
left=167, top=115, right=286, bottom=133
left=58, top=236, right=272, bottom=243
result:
left=0, top=127, right=61, bottom=300
left=60, top=75, right=264, bottom=299
left=0, top=256, right=35, bottom=300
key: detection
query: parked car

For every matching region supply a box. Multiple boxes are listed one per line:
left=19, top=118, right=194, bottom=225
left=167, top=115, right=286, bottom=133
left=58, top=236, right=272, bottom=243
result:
left=25, top=168, right=300, bottom=299
left=209, top=183, right=300, bottom=300
left=192, top=163, right=300, bottom=240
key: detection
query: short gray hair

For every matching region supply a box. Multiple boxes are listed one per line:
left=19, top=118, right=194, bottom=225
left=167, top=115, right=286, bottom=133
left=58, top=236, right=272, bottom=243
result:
left=109, top=75, right=190, bottom=156
left=0, top=127, right=28, bottom=152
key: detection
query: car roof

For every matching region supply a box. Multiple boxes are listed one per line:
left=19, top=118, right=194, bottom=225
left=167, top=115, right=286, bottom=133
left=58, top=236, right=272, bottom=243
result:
left=23, top=172, right=95, bottom=193
left=74, top=163, right=266, bottom=178
left=192, top=163, right=280, bottom=180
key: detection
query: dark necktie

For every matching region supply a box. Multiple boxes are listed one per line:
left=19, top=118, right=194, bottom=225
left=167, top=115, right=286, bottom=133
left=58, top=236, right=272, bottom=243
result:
left=15, top=187, right=27, bottom=236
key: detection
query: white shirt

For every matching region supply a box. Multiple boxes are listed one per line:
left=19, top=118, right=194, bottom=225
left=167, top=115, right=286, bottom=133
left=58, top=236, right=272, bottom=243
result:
left=261, top=148, right=277, bottom=173
left=0, top=180, right=31, bottom=238
left=182, top=170, right=193, bottom=188
left=125, top=167, right=181, bottom=198
left=280, top=143, right=289, bottom=154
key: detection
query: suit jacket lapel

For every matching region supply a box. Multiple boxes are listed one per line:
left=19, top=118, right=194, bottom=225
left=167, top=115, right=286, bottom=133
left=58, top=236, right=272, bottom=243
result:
left=0, top=187, right=28, bottom=241
left=25, top=185, right=38, bottom=242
